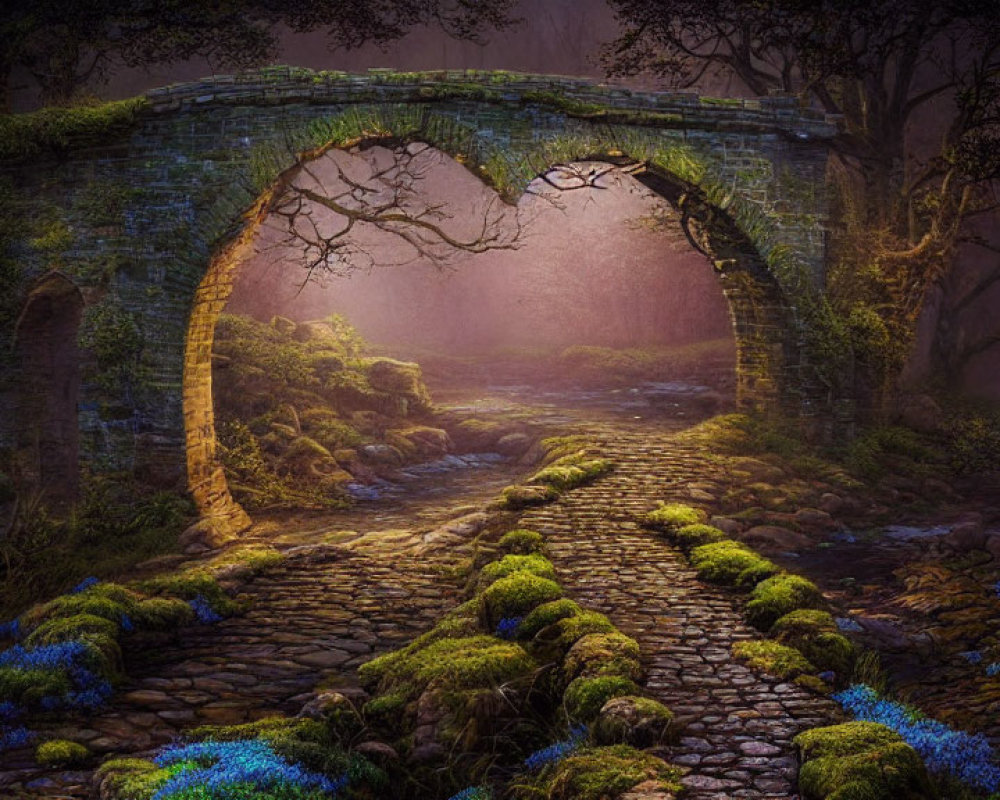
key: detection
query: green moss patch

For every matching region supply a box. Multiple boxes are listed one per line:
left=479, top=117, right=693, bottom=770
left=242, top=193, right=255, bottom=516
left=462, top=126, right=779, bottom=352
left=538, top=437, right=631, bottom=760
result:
left=480, top=571, right=563, bottom=626
left=732, top=640, right=815, bottom=680
left=795, top=723, right=934, bottom=800
left=673, top=523, right=728, bottom=550
left=745, top=574, right=827, bottom=631
left=564, top=675, right=639, bottom=723
left=498, top=529, right=545, bottom=555
left=564, top=633, right=642, bottom=682
left=689, top=541, right=779, bottom=587
left=35, top=739, right=89, bottom=766
left=645, top=502, right=707, bottom=532
left=517, top=599, right=583, bottom=640
left=479, top=554, right=557, bottom=586
left=593, top=696, right=676, bottom=747
left=534, top=745, right=684, bottom=800
left=771, top=610, right=855, bottom=676
left=500, top=483, right=560, bottom=509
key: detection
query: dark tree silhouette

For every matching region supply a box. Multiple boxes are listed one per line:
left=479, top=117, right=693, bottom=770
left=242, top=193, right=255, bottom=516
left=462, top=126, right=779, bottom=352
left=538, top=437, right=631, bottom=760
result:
left=0, top=0, right=518, bottom=108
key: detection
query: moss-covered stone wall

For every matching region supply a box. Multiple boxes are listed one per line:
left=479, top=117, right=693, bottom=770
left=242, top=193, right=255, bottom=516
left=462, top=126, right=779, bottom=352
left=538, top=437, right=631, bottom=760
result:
left=0, top=67, right=836, bottom=523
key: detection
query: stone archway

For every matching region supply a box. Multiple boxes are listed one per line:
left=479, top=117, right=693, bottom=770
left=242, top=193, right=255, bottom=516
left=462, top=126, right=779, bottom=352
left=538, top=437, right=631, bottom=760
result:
left=182, top=136, right=802, bottom=530
left=14, top=272, right=84, bottom=505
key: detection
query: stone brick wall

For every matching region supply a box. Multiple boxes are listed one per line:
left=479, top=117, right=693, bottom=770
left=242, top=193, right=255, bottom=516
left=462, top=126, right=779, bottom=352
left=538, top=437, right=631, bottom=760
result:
left=0, top=67, right=836, bottom=522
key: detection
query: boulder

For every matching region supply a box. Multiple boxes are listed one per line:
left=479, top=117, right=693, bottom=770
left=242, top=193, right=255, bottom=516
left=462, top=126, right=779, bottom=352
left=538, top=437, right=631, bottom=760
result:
left=944, top=521, right=987, bottom=553
left=984, top=532, right=1000, bottom=561
left=594, top=696, right=677, bottom=747
left=354, top=740, right=399, bottom=763
left=793, top=508, right=838, bottom=532
left=360, top=443, right=404, bottom=466
left=740, top=525, right=814, bottom=553
left=709, top=516, right=742, bottom=536
left=496, top=432, right=532, bottom=457
left=818, top=493, right=845, bottom=514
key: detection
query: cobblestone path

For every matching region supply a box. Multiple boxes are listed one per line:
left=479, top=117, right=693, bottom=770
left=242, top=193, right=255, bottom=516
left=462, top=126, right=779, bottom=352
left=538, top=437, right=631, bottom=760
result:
left=520, top=426, right=837, bottom=799
left=2, top=412, right=837, bottom=799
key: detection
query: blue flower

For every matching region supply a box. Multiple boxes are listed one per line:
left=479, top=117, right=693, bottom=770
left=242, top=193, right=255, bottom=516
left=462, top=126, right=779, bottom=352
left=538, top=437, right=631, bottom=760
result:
left=961, top=650, right=984, bottom=665
left=119, top=614, right=134, bottom=633
left=833, top=684, right=1000, bottom=792
left=524, top=725, right=588, bottom=770
left=495, top=617, right=522, bottom=640
left=0, top=725, right=33, bottom=752
left=150, top=739, right=347, bottom=799
left=0, top=701, right=23, bottom=721
left=987, top=663, right=1000, bottom=678
left=448, top=787, right=492, bottom=800
left=188, top=595, right=223, bottom=625
left=70, top=577, right=100, bottom=594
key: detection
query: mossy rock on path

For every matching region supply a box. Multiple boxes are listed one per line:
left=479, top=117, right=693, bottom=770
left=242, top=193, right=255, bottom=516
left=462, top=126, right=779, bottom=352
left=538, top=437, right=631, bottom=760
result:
left=526, top=745, right=684, bottom=800
left=689, top=540, right=780, bottom=587
left=795, top=722, right=934, bottom=800
left=645, top=502, right=708, bottom=533
left=745, top=574, right=827, bottom=631
left=771, top=609, right=856, bottom=676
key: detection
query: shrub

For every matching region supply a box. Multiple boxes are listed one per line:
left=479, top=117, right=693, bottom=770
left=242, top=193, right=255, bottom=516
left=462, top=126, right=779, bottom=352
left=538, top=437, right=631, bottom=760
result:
left=563, top=675, right=639, bottom=723
left=644, top=503, right=706, bottom=532
left=498, top=529, right=545, bottom=555
left=35, top=739, right=88, bottom=766
left=732, top=640, right=815, bottom=680
left=745, top=574, right=827, bottom=631
left=689, top=541, right=779, bottom=587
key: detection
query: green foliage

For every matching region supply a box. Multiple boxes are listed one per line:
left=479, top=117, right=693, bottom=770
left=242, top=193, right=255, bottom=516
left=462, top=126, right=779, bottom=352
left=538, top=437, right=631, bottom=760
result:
left=745, top=574, right=827, bottom=631
left=516, top=745, right=684, bottom=800
left=0, top=98, right=149, bottom=162
left=498, top=529, right=545, bottom=555
left=689, top=541, right=780, bottom=587
left=645, top=502, right=708, bottom=532
left=844, top=425, right=938, bottom=480
left=542, top=612, right=618, bottom=653
left=563, top=675, right=639, bottom=723
left=593, top=696, right=676, bottom=747
left=500, top=483, right=559, bottom=509
left=79, top=299, right=143, bottom=395
left=36, top=739, right=89, bottom=766
left=732, top=640, right=816, bottom=680
left=529, top=454, right=613, bottom=491
left=796, top=725, right=934, bottom=800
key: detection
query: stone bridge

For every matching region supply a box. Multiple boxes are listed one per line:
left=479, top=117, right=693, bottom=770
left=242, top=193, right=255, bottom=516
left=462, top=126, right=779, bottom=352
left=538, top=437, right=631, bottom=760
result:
left=0, top=67, right=838, bottom=529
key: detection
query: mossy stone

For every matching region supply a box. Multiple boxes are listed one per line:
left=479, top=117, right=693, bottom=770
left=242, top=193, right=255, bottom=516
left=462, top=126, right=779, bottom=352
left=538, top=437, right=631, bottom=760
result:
left=480, top=571, right=563, bottom=626
left=564, top=675, right=640, bottom=722
left=518, top=599, right=583, bottom=640
left=541, top=745, right=684, bottom=800
left=536, top=611, right=617, bottom=654
left=689, top=541, right=779, bottom=587
left=745, top=574, right=827, bottom=631
left=593, top=696, right=677, bottom=747
left=35, top=739, right=89, bottom=766
left=501, top=484, right=559, bottom=509
left=794, top=722, right=905, bottom=761
left=498, top=529, right=545, bottom=555
left=772, top=610, right=855, bottom=676
left=799, top=741, right=934, bottom=800
left=24, top=613, right=119, bottom=647
left=564, top=633, right=642, bottom=681
left=645, top=502, right=707, bottom=532
left=479, top=554, right=557, bottom=587
left=732, top=639, right=815, bottom=680
left=674, top=523, right=728, bottom=550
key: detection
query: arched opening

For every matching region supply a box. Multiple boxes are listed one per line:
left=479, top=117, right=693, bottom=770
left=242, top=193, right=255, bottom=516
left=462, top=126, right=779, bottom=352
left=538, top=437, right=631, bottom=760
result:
left=183, top=134, right=795, bottom=529
left=13, top=272, right=84, bottom=505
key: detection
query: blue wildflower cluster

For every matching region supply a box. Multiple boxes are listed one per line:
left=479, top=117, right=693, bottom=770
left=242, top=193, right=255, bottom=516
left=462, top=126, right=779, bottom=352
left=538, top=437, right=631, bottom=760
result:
left=994, top=580, right=1000, bottom=599
left=961, top=650, right=984, bottom=665
left=523, top=724, right=588, bottom=770
left=0, top=725, right=33, bottom=752
left=189, top=594, right=224, bottom=625
left=151, top=739, right=347, bottom=799
left=987, top=663, right=1000, bottom=678
left=447, top=786, right=492, bottom=800
left=0, top=640, right=113, bottom=712
left=833, top=684, right=1000, bottom=792
left=70, top=577, right=100, bottom=594
left=495, top=617, right=522, bottom=640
